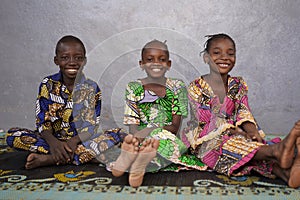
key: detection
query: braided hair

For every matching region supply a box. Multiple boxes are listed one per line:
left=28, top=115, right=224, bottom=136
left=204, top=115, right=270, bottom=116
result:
left=201, top=33, right=236, bottom=55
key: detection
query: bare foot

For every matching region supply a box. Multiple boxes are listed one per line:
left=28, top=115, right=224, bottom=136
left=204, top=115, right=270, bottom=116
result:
left=129, top=138, right=159, bottom=188
left=25, top=153, right=56, bottom=169
left=288, top=137, right=300, bottom=188
left=273, top=120, right=300, bottom=169
left=112, top=134, right=139, bottom=177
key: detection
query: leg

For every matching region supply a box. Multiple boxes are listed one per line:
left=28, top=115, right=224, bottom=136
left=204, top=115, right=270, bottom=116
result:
left=254, top=120, right=300, bottom=169
left=25, top=153, right=56, bottom=169
left=288, top=137, right=300, bottom=188
left=129, top=138, right=159, bottom=188
left=112, top=134, right=139, bottom=177
left=6, top=128, right=49, bottom=153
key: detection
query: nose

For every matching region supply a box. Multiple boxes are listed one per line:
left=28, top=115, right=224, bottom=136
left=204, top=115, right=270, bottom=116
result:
left=220, top=52, right=229, bottom=60
left=67, top=56, right=79, bottom=65
left=69, top=56, right=76, bottom=63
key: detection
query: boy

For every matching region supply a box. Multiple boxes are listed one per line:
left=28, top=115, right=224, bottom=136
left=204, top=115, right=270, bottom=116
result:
left=6, top=35, right=101, bottom=169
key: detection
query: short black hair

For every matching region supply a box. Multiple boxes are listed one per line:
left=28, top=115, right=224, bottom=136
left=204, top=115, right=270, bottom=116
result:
left=141, top=39, right=169, bottom=58
left=55, top=35, right=86, bottom=55
left=201, top=33, right=236, bottom=54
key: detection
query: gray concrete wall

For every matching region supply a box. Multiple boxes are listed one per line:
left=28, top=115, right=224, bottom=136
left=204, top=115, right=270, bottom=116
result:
left=1, top=0, right=300, bottom=135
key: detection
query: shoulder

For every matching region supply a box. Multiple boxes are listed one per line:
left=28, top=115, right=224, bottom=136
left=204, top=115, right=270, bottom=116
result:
left=188, top=76, right=208, bottom=92
left=126, top=80, right=143, bottom=94
left=125, top=80, right=144, bottom=100
left=84, top=78, right=101, bottom=90
left=39, top=72, right=61, bottom=86
left=229, top=76, right=248, bottom=90
left=166, top=78, right=187, bottom=92
left=126, top=80, right=143, bottom=90
left=188, top=77, right=210, bottom=102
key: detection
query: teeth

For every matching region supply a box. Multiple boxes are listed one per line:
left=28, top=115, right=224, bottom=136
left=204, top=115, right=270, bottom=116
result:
left=219, top=64, right=229, bottom=67
left=152, top=68, right=161, bottom=72
left=67, top=69, right=78, bottom=72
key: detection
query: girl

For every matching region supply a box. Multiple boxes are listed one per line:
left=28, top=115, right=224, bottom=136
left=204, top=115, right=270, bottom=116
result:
left=183, top=33, right=300, bottom=188
left=111, top=40, right=205, bottom=188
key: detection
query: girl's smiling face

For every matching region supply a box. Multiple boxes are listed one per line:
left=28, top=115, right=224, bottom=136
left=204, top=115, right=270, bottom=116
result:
left=206, top=38, right=236, bottom=75
left=140, top=44, right=171, bottom=79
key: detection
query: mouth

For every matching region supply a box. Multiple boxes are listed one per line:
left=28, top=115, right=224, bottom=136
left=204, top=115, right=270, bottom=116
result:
left=150, top=64, right=164, bottom=72
left=217, top=63, right=230, bottom=68
left=152, top=68, right=162, bottom=72
left=65, top=68, right=79, bottom=74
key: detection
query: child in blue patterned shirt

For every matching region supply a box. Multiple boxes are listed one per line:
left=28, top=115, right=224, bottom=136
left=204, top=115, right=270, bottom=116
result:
left=6, top=35, right=104, bottom=169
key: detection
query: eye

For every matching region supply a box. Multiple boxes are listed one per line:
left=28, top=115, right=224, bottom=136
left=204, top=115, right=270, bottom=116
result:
left=146, top=57, right=153, bottom=62
left=159, top=58, right=166, bottom=62
left=75, top=56, right=85, bottom=61
left=212, top=51, right=220, bottom=55
left=60, top=56, right=69, bottom=61
left=227, top=52, right=235, bottom=57
left=227, top=49, right=235, bottom=56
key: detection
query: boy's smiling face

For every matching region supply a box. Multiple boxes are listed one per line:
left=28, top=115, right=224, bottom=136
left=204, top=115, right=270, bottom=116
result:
left=140, top=43, right=171, bottom=79
left=54, top=41, right=86, bottom=82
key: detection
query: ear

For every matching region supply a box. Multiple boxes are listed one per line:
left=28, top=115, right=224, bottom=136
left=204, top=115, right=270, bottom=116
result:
left=167, top=60, right=171, bottom=70
left=54, top=56, right=59, bottom=66
left=139, top=60, right=144, bottom=69
left=203, top=52, right=210, bottom=64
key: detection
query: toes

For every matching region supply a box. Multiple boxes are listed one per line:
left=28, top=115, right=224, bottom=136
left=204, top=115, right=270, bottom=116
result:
left=133, top=139, right=140, bottom=147
left=125, top=134, right=134, bottom=143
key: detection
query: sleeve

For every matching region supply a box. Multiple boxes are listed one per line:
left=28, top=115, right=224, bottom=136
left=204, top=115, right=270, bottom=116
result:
left=72, top=81, right=101, bottom=136
left=123, top=81, right=143, bottom=125
left=182, top=81, right=206, bottom=149
left=187, top=79, right=211, bottom=123
left=234, top=77, right=257, bottom=127
left=35, top=78, right=54, bottom=133
left=172, top=79, right=188, bottom=118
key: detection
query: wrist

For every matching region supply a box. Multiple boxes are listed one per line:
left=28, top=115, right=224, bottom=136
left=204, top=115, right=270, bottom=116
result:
left=69, top=135, right=81, bottom=144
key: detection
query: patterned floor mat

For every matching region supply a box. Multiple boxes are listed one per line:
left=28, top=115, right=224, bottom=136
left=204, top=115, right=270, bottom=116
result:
left=0, top=131, right=299, bottom=200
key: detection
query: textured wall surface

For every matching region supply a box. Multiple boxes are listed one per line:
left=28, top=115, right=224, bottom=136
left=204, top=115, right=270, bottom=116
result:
left=1, top=0, right=300, bottom=135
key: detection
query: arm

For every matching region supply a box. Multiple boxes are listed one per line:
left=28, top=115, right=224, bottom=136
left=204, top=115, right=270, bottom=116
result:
left=65, top=81, right=102, bottom=157
left=36, top=80, right=73, bottom=163
left=240, top=121, right=263, bottom=143
left=129, top=114, right=182, bottom=141
left=72, top=82, right=101, bottom=139
left=165, top=79, right=188, bottom=134
left=40, top=129, right=72, bottom=163
left=234, top=78, right=263, bottom=142
left=163, top=114, right=182, bottom=134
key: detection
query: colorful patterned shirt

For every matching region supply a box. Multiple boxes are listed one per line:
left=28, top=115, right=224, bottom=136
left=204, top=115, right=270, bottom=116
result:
left=123, top=78, right=188, bottom=130
left=184, top=76, right=264, bottom=149
left=35, top=71, right=101, bottom=140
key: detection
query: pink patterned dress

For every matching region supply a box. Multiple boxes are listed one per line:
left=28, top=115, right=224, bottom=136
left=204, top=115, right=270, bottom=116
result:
left=182, top=76, right=280, bottom=177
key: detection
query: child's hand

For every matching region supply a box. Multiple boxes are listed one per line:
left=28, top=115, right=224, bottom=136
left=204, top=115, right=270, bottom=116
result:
left=66, top=138, right=79, bottom=159
left=48, top=140, right=72, bottom=165
left=228, top=127, right=247, bottom=137
left=245, top=130, right=263, bottom=143
left=240, top=122, right=263, bottom=143
left=228, top=127, right=263, bottom=143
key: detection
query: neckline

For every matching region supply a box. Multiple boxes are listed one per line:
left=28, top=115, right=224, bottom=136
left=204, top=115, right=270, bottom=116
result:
left=137, top=78, right=169, bottom=98
left=200, top=76, right=231, bottom=105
